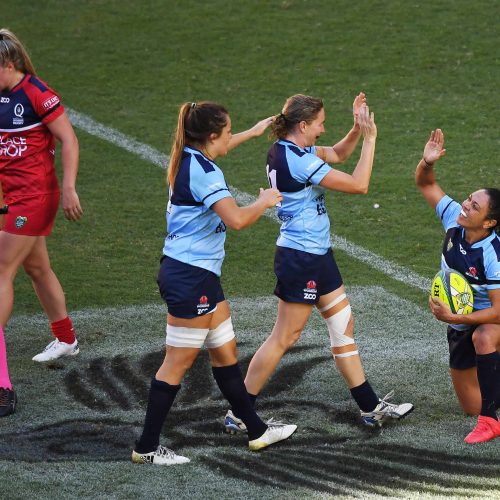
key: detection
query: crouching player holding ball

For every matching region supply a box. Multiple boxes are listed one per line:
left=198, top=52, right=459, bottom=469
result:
left=132, top=102, right=296, bottom=465
left=416, top=129, right=500, bottom=444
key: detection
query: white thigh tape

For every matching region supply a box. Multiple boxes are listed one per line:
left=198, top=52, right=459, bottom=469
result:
left=166, top=324, right=209, bottom=348
left=205, top=317, right=235, bottom=349
left=317, top=293, right=347, bottom=313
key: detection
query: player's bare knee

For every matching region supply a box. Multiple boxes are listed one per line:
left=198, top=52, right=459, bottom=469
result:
left=472, top=325, right=497, bottom=352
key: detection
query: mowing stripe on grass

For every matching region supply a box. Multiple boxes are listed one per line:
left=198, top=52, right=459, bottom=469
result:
left=67, top=108, right=430, bottom=292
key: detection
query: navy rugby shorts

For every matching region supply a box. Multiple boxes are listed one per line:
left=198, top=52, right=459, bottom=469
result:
left=157, top=256, right=224, bottom=319
left=274, top=246, right=343, bottom=304
left=447, top=325, right=477, bottom=370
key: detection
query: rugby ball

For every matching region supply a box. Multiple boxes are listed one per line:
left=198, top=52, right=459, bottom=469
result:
left=431, top=269, right=474, bottom=315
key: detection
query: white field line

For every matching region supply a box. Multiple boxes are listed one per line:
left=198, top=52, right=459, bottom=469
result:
left=67, top=108, right=431, bottom=292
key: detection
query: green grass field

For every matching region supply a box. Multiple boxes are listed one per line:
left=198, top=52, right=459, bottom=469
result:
left=2, top=1, right=499, bottom=498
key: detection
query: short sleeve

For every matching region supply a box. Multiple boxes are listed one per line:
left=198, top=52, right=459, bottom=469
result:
left=288, top=150, right=332, bottom=186
left=30, top=80, right=65, bottom=124
left=190, top=162, right=232, bottom=208
left=436, top=194, right=461, bottom=231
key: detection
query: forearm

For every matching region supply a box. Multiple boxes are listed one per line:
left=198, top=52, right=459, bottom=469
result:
left=331, top=126, right=362, bottom=162
left=350, top=138, right=376, bottom=193
left=415, top=158, right=436, bottom=189
left=227, top=129, right=257, bottom=152
left=229, top=199, right=268, bottom=230
left=449, top=307, right=500, bottom=326
left=61, top=135, right=79, bottom=190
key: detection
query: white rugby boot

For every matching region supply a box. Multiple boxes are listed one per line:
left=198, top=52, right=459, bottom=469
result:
left=32, top=339, right=79, bottom=362
left=248, top=422, right=297, bottom=451
left=360, top=390, right=414, bottom=427
left=224, top=409, right=247, bottom=434
left=131, top=445, right=190, bottom=465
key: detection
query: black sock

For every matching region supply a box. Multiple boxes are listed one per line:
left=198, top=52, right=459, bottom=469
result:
left=212, top=364, right=267, bottom=440
left=135, top=378, right=180, bottom=453
left=232, top=392, right=258, bottom=419
left=477, top=352, right=500, bottom=420
left=350, top=380, right=380, bottom=412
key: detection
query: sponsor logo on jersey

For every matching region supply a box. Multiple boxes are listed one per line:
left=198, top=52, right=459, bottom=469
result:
left=166, top=232, right=179, bottom=240
left=42, top=95, right=60, bottom=110
left=278, top=213, right=293, bottom=222
left=215, top=221, right=226, bottom=233
left=447, top=240, right=453, bottom=252
left=13, top=103, right=24, bottom=125
left=459, top=244, right=467, bottom=255
left=0, top=97, right=10, bottom=103
left=15, top=216, right=28, bottom=229
left=197, top=295, right=210, bottom=315
left=303, top=280, right=317, bottom=300
left=0, top=135, right=28, bottom=157
left=466, top=266, right=479, bottom=279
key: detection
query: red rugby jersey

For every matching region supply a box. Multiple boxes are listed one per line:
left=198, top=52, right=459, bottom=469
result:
left=0, top=74, right=65, bottom=201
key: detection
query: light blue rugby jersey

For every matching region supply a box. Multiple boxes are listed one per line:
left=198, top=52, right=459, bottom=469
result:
left=266, top=139, right=333, bottom=254
left=163, top=146, right=232, bottom=276
left=436, top=194, right=500, bottom=330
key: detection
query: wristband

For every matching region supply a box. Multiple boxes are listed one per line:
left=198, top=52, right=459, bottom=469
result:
left=0, top=205, right=8, bottom=215
left=422, top=158, right=434, bottom=169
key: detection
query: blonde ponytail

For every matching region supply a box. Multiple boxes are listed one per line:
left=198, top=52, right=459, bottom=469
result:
left=0, top=29, right=36, bottom=75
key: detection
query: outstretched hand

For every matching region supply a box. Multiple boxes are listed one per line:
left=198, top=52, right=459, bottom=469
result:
left=357, top=104, right=377, bottom=141
left=249, top=116, right=275, bottom=138
left=353, top=92, right=366, bottom=127
left=423, top=129, right=446, bottom=165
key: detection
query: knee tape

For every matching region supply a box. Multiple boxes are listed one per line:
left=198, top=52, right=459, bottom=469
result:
left=205, top=317, right=235, bottom=349
left=166, top=324, right=209, bottom=348
left=325, top=304, right=358, bottom=358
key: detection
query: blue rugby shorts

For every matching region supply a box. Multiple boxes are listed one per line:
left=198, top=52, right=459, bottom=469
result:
left=273, top=246, right=343, bottom=304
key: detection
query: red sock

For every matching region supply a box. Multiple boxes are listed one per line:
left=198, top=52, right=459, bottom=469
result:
left=50, top=316, right=76, bottom=344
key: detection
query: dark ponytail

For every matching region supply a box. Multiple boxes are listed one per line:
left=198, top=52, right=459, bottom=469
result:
left=167, top=101, right=228, bottom=187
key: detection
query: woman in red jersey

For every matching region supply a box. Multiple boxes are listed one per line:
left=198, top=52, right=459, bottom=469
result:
left=0, top=29, right=83, bottom=417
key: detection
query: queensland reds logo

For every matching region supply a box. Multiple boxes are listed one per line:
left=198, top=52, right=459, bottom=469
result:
left=306, top=280, right=317, bottom=290
left=199, top=296, right=208, bottom=305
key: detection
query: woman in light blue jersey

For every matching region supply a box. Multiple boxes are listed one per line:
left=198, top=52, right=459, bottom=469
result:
left=416, top=128, right=500, bottom=444
left=224, top=94, right=413, bottom=434
left=132, top=101, right=297, bottom=465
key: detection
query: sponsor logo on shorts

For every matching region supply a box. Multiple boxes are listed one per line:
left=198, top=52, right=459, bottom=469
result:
left=0, top=135, right=28, bottom=157
left=0, top=97, right=9, bottom=103
left=303, top=280, right=317, bottom=300
left=42, top=95, right=60, bottom=110
left=197, top=295, right=210, bottom=315
left=15, top=216, right=28, bottom=229
left=459, top=244, right=467, bottom=255
left=13, top=103, right=24, bottom=125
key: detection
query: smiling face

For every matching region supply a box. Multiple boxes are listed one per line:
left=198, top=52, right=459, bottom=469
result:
left=301, top=107, right=325, bottom=147
left=457, top=189, right=496, bottom=232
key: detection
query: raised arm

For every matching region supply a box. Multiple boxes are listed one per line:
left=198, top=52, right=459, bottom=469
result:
left=227, top=116, right=274, bottom=152
left=415, top=129, right=447, bottom=209
left=316, top=92, right=365, bottom=164
left=319, top=104, right=377, bottom=194
left=47, top=112, right=83, bottom=221
left=212, top=188, right=282, bottom=230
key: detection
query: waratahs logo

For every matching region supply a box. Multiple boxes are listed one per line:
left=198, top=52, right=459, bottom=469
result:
left=306, top=280, right=317, bottom=290
left=199, top=296, right=208, bottom=305
left=197, top=295, right=209, bottom=314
